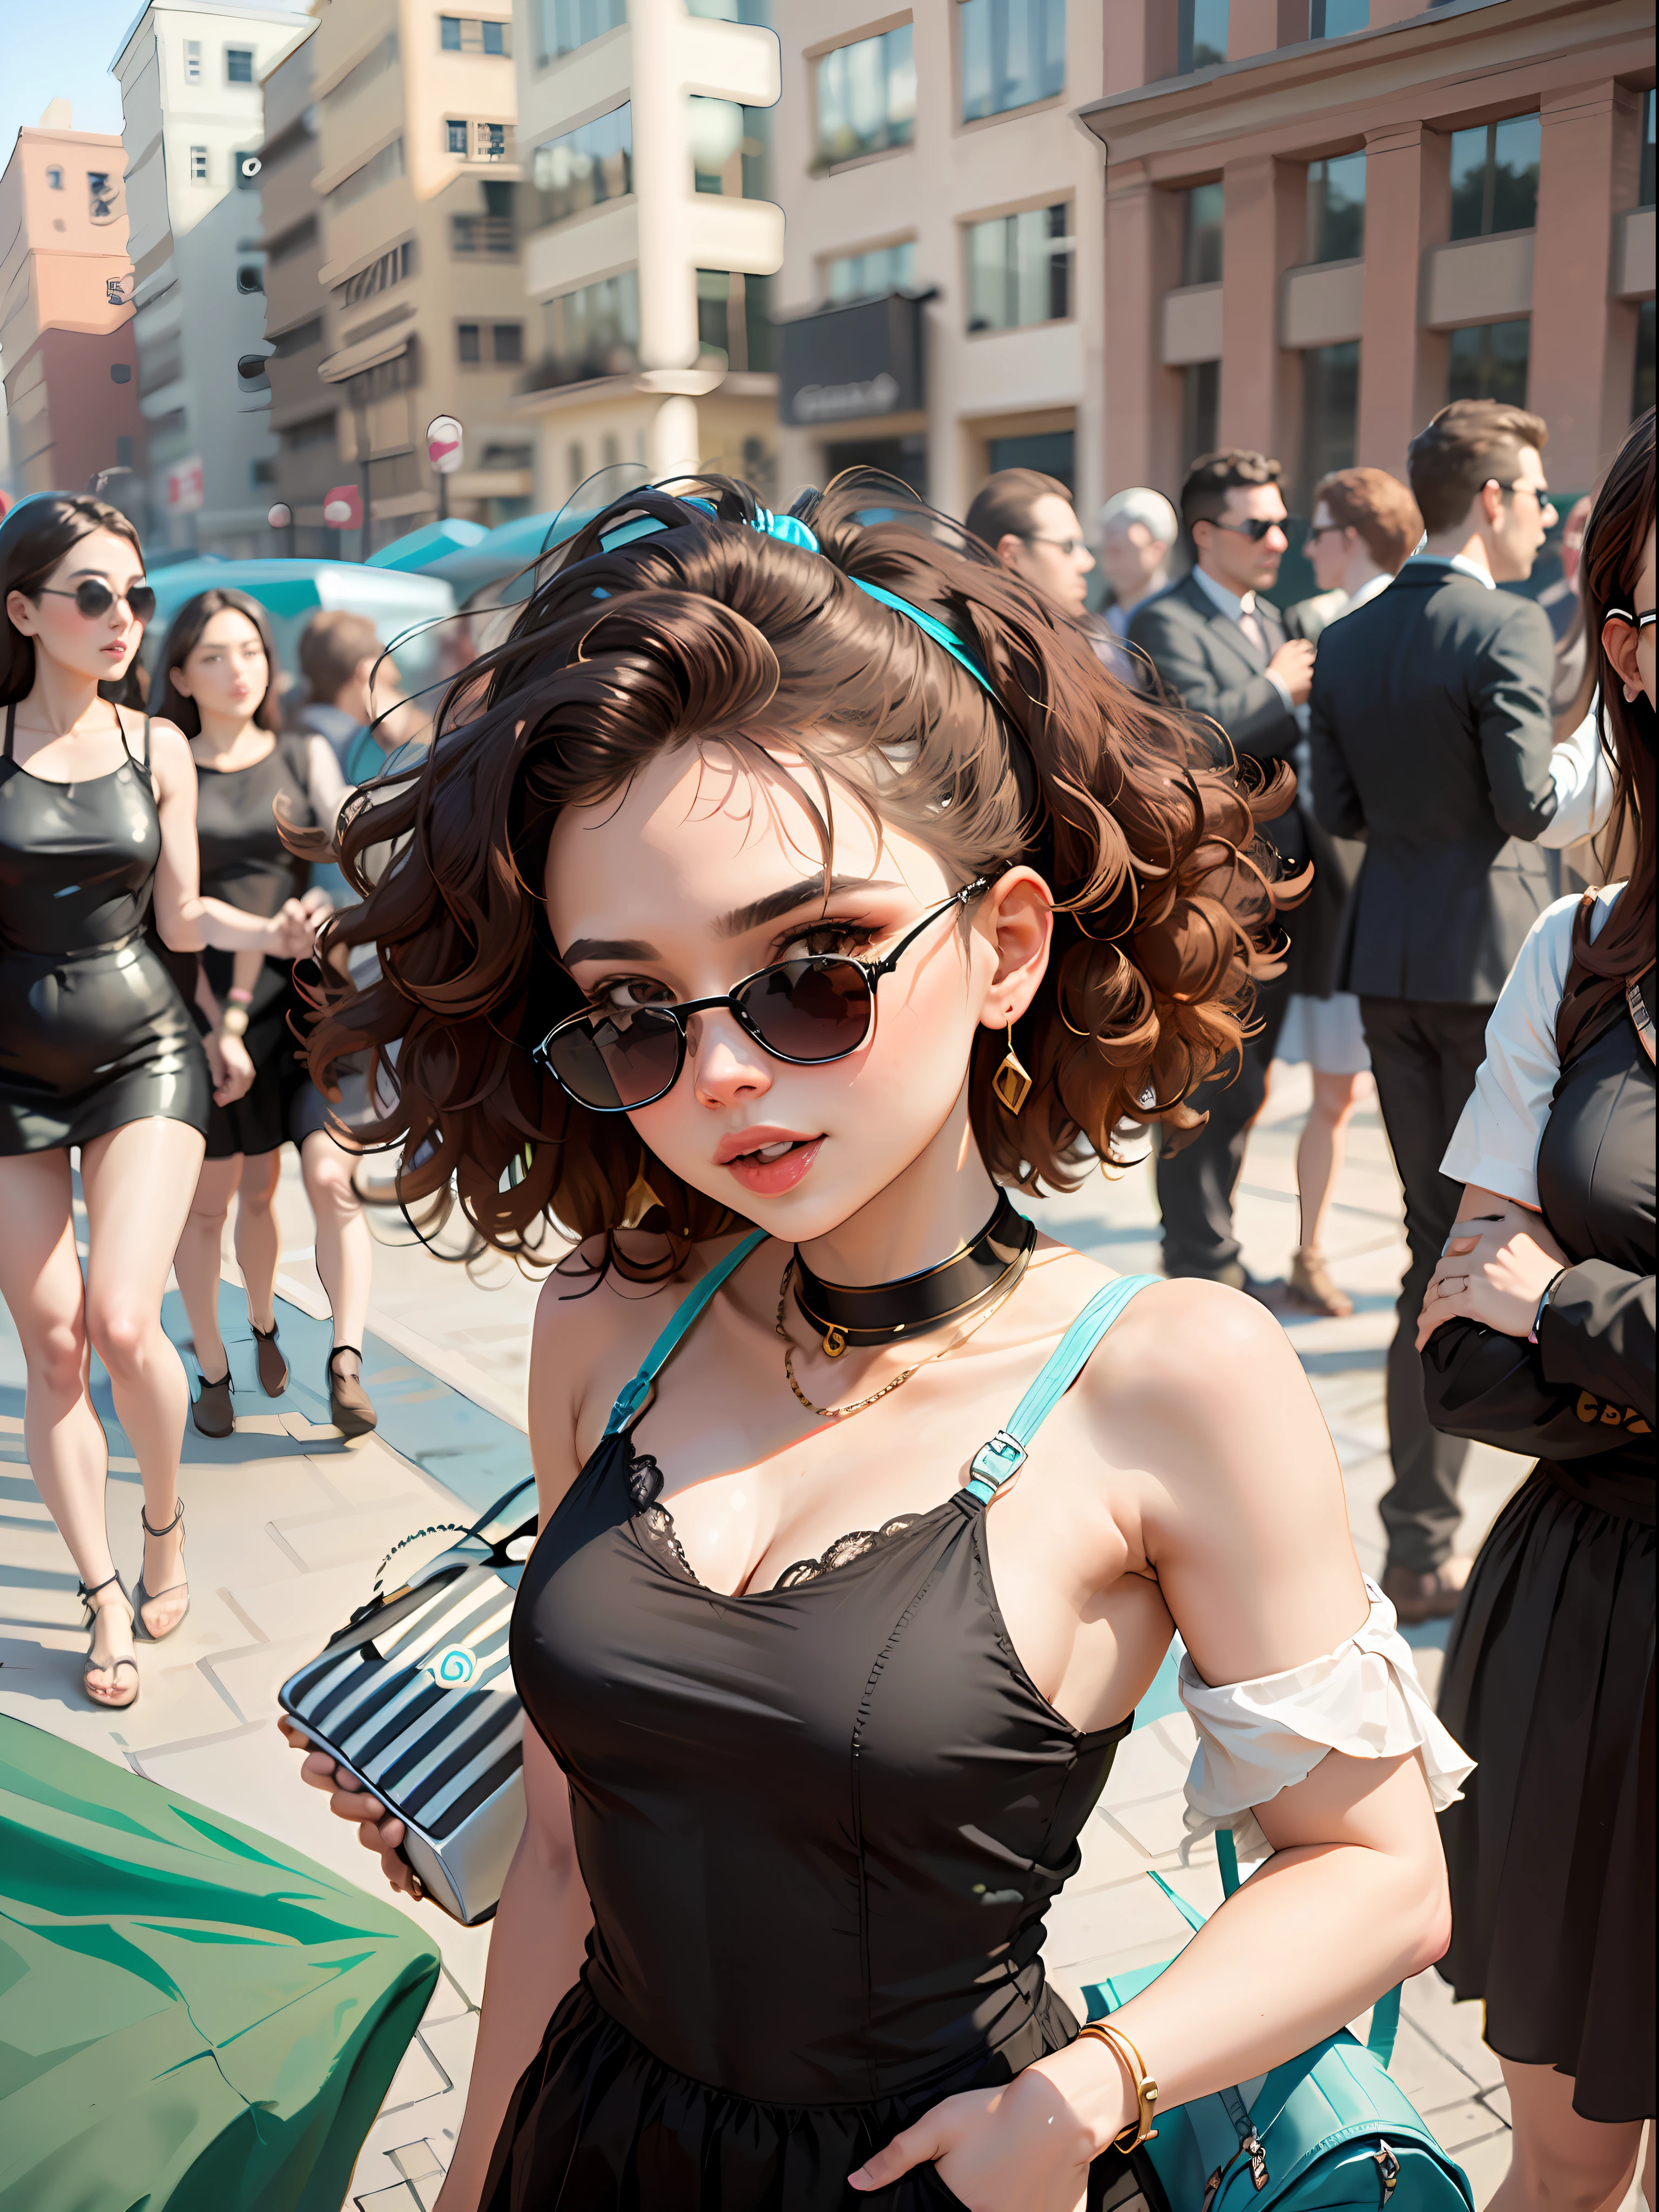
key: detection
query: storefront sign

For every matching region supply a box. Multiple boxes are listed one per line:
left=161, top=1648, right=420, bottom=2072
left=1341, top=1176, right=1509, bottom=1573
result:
left=778, top=293, right=926, bottom=429
left=165, top=457, right=205, bottom=514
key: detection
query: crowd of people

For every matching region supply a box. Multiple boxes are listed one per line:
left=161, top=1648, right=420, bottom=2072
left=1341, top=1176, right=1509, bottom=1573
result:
left=0, top=395, right=1649, bottom=2212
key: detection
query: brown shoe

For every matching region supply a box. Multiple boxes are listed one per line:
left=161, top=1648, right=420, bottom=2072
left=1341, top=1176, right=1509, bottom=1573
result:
left=192, top=1370, right=234, bottom=1438
left=327, top=1345, right=378, bottom=1439
left=1289, top=1247, right=1354, bottom=1319
left=1381, top=1558, right=1472, bottom=1626
left=252, top=1319, right=290, bottom=1397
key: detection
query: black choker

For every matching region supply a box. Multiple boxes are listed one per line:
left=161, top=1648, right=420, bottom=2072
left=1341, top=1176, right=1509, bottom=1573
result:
left=793, top=1188, right=1036, bottom=1357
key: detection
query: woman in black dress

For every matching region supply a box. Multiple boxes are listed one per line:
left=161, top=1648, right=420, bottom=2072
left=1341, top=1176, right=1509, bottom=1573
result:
left=1420, top=408, right=1654, bottom=2212
left=0, top=497, right=310, bottom=1708
left=285, top=478, right=1465, bottom=2212
left=155, top=589, right=379, bottom=1440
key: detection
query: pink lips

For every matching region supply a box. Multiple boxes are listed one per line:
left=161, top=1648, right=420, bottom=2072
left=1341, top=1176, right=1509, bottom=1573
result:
left=715, top=1128, right=825, bottom=1196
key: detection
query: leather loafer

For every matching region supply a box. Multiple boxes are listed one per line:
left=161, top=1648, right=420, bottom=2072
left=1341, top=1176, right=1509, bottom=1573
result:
left=192, top=1372, right=233, bottom=1438
left=1381, top=1559, right=1472, bottom=1626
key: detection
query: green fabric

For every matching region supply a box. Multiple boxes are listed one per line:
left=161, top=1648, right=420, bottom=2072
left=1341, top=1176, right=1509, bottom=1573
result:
left=0, top=1716, right=440, bottom=2212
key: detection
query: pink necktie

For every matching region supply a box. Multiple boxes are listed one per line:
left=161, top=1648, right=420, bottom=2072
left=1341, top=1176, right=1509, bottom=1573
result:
left=1237, top=600, right=1265, bottom=656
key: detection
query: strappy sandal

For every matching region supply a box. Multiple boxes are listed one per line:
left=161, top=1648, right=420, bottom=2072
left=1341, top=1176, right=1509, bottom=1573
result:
left=192, top=1370, right=233, bottom=1437
left=326, top=1346, right=378, bottom=1440
left=252, top=1319, right=289, bottom=1397
left=132, top=1498, right=190, bottom=1642
left=78, top=1573, right=139, bottom=1710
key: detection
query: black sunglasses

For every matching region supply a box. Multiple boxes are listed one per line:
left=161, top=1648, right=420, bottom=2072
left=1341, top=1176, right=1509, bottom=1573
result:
left=535, top=881, right=989, bottom=1112
left=1605, top=607, right=1656, bottom=632
left=39, top=579, right=157, bottom=622
left=1208, top=516, right=1284, bottom=543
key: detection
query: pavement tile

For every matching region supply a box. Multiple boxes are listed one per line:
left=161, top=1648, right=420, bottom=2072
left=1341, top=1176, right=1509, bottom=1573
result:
left=269, top=1502, right=440, bottom=1574
left=1425, top=2100, right=1514, bottom=2155
left=378, top=2034, right=451, bottom=2112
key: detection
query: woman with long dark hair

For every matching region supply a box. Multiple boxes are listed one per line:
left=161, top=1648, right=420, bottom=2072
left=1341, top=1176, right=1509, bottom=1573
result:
left=154, top=588, right=377, bottom=1440
left=284, top=477, right=1465, bottom=2211
left=1421, top=406, right=1655, bottom=2212
left=0, top=497, right=310, bottom=1708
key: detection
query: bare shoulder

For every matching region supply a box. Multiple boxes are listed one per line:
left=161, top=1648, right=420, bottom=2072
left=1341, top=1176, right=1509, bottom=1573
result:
left=144, top=715, right=193, bottom=780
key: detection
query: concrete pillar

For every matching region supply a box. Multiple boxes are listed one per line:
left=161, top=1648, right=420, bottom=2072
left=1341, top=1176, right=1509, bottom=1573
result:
left=1218, top=152, right=1302, bottom=466
left=1102, top=158, right=1185, bottom=500
left=1358, top=119, right=1449, bottom=479
left=629, top=0, right=698, bottom=369
left=648, top=393, right=702, bottom=480
left=1530, top=79, right=1644, bottom=493
left=1103, top=1, right=1176, bottom=95
left=1226, top=0, right=1306, bottom=62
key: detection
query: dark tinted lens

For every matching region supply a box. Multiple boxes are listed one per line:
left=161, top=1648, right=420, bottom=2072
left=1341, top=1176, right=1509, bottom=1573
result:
left=73, top=580, right=116, bottom=616
left=127, top=585, right=156, bottom=622
left=738, top=958, right=872, bottom=1064
left=543, top=1008, right=683, bottom=1110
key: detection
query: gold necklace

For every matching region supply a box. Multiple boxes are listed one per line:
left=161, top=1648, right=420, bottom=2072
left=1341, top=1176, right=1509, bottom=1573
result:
left=774, top=1254, right=1029, bottom=1421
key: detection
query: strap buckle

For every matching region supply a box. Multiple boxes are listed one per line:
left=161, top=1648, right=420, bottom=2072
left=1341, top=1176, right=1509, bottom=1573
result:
left=604, top=1375, right=655, bottom=1436
left=967, top=1428, right=1028, bottom=1502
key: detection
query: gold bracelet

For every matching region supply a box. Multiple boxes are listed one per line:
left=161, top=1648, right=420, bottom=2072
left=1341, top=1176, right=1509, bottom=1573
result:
left=1077, top=2019, right=1159, bottom=2151
left=219, top=1005, right=249, bottom=1038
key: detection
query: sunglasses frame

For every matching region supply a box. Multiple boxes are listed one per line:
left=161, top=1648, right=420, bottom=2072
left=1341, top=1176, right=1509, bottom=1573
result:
left=1604, top=608, right=1656, bottom=632
left=38, top=579, right=157, bottom=622
left=1206, top=516, right=1284, bottom=544
left=535, top=879, right=991, bottom=1112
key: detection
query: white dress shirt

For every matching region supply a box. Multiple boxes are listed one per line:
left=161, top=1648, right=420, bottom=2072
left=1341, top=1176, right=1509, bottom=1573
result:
left=1191, top=563, right=1296, bottom=711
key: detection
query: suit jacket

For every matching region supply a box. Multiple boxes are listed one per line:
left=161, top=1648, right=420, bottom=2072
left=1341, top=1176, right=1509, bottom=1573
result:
left=1308, top=558, right=1558, bottom=1004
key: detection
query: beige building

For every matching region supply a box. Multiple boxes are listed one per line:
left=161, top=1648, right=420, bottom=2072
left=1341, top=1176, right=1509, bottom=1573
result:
left=1084, top=0, right=1655, bottom=513
left=508, top=0, right=784, bottom=511
left=0, top=105, right=143, bottom=503
left=768, top=0, right=1105, bottom=519
left=295, top=0, right=539, bottom=549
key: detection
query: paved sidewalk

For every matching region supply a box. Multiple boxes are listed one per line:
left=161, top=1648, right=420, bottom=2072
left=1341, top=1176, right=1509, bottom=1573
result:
left=0, top=1063, right=1593, bottom=2210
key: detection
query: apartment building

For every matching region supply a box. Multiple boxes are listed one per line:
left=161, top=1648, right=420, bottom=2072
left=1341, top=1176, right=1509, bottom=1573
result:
left=0, top=105, right=144, bottom=503
left=768, top=0, right=1105, bottom=521
left=299, top=0, right=539, bottom=549
left=509, top=0, right=784, bottom=509
left=112, top=1, right=311, bottom=557
left=1085, top=0, right=1655, bottom=515
left=254, top=19, right=335, bottom=554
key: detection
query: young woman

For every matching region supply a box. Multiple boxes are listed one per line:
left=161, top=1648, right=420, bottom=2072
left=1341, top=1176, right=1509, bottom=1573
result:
left=284, top=478, right=1466, bottom=2211
left=0, top=497, right=311, bottom=1708
left=1421, top=408, right=1655, bottom=2212
left=155, top=589, right=379, bottom=1440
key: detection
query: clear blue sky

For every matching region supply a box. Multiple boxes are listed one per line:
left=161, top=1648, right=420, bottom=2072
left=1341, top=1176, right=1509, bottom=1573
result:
left=1, top=0, right=139, bottom=161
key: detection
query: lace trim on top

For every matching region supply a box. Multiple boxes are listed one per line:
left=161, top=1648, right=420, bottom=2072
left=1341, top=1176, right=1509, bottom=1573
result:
left=626, top=1453, right=927, bottom=1594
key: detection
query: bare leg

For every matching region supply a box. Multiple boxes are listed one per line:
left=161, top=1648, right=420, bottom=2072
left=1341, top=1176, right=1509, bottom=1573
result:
left=233, top=1149, right=283, bottom=1334
left=301, top=1129, right=373, bottom=1379
left=79, top=1117, right=206, bottom=1640
left=1296, top=1070, right=1363, bottom=1253
left=1485, top=2058, right=1647, bottom=2212
left=0, top=1150, right=135, bottom=1698
left=173, top=1153, right=244, bottom=1380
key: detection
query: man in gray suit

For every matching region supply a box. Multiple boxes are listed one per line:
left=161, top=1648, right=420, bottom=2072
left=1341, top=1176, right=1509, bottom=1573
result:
left=1310, top=399, right=1560, bottom=1622
left=1128, top=450, right=1319, bottom=1303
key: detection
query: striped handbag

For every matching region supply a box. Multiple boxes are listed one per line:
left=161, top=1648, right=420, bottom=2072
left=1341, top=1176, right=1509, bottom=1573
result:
left=279, top=1479, right=538, bottom=1925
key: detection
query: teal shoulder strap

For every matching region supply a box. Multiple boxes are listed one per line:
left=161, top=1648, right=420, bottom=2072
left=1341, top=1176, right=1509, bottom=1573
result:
left=603, top=1229, right=768, bottom=1437
left=965, top=1272, right=1160, bottom=1504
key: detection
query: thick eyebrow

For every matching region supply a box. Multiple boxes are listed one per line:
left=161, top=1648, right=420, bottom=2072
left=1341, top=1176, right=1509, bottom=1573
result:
left=560, top=877, right=906, bottom=968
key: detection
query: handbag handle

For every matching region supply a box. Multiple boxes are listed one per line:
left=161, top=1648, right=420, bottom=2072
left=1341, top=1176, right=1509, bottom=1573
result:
left=1148, top=1831, right=1401, bottom=2066
left=367, top=1473, right=542, bottom=1601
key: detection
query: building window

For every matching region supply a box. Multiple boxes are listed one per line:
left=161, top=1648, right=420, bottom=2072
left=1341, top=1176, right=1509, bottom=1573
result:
left=1639, top=87, right=1655, bottom=207
left=282, top=412, right=338, bottom=450
left=451, top=211, right=517, bottom=254
left=816, top=26, right=915, bottom=167
left=329, top=137, right=404, bottom=206
left=251, top=457, right=276, bottom=485
left=1182, top=181, right=1223, bottom=285
left=1306, top=152, right=1364, bottom=262
left=1309, top=0, right=1367, bottom=33
left=534, top=104, right=631, bottom=225
left=111, top=362, right=133, bottom=383
left=189, top=146, right=208, bottom=181
left=441, top=16, right=511, bottom=50
left=183, top=40, right=201, bottom=80
left=457, top=322, right=483, bottom=363
left=696, top=268, right=771, bottom=372
left=537, top=270, right=642, bottom=386
left=1177, top=0, right=1226, bottom=73
left=226, top=46, right=254, bottom=83
left=1449, top=115, right=1541, bottom=240
left=988, top=428, right=1074, bottom=490
left=494, top=323, right=524, bottom=363
left=966, top=202, right=1071, bottom=332
left=1635, top=299, right=1655, bottom=421
left=825, top=239, right=915, bottom=302
left=336, top=240, right=416, bottom=306
left=959, top=0, right=1065, bottom=124
left=46, top=166, right=64, bottom=189
left=116, top=435, right=134, bottom=466
left=469, top=122, right=509, bottom=161
left=538, top=0, right=625, bottom=64
left=237, top=263, right=264, bottom=293
left=1447, top=318, right=1530, bottom=406
left=1301, top=340, right=1359, bottom=503
left=1182, top=360, right=1219, bottom=468
left=447, top=119, right=469, bottom=153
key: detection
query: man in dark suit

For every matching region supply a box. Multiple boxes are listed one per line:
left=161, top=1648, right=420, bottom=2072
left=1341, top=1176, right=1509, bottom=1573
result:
left=1310, top=399, right=1561, bottom=1622
left=1127, top=449, right=1320, bottom=1302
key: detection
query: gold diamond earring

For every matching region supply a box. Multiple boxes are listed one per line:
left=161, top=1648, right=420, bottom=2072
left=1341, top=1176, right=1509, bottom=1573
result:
left=622, top=1152, right=664, bottom=1228
left=992, top=1022, right=1033, bottom=1116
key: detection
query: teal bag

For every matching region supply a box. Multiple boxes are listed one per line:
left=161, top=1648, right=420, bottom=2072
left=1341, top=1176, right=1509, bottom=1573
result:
left=1083, top=1833, right=1474, bottom=2212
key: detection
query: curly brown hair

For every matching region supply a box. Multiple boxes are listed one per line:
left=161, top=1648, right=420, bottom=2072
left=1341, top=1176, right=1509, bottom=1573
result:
left=307, top=474, right=1300, bottom=1266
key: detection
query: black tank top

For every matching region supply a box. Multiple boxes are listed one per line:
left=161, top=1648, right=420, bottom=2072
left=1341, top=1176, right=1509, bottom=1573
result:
left=510, top=1242, right=1157, bottom=2106
left=0, top=702, right=160, bottom=953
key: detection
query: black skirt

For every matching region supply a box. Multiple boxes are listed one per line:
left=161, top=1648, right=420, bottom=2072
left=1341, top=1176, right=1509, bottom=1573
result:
left=1436, top=1461, right=1655, bottom=2122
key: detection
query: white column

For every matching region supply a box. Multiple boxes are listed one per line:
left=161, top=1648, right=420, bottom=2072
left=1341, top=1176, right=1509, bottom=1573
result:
left=628, top=0, right=699, bottom=370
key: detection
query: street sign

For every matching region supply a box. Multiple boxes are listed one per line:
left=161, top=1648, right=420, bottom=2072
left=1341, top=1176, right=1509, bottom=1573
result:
left=323, top=484, right=363, bottom=530
left=165, top=456, right=205, bottom=514
left=267, top=503, right=293, bottom=530
left=427, top=415, right=463, bottom=475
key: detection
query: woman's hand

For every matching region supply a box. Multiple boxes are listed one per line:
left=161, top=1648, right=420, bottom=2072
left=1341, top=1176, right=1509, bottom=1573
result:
left=207, top=1026, right=255, bottom=1107
left=1417, top=1198, right=1572, bottom=1349
left=300, top=885, right=335, bottom=923
left=278, top=1716, right=430, bottom=1904
left=849, top=2044, right=1117, bottom=2211
left=268, top=896, right=316, bottom=959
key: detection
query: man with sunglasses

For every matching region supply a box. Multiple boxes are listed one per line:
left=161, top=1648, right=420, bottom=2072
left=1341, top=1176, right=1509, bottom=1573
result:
left=1307, top=398, right=1567, bottom=1624
left=1126, top=450, right=1327, bottom=1309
